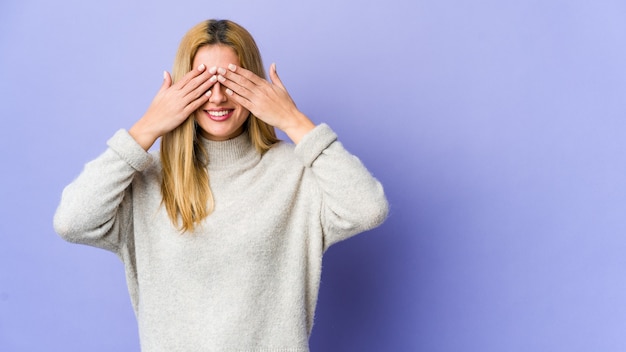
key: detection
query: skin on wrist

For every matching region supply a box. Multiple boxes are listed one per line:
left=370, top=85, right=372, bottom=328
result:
left=281, top=111, right=315, bottom=144
left=129, top=120, right=159, bottom=151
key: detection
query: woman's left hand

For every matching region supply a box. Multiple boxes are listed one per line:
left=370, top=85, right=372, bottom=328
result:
left=216, top=63, right=315, bottom=143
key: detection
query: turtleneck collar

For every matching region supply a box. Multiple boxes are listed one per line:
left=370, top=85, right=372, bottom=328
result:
left=199, top=130, right=259, bottom=170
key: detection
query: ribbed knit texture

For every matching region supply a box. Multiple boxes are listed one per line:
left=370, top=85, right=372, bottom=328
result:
left=54, top=124, right=388, bottom=352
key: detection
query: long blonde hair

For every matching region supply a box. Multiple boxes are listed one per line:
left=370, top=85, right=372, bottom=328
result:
left=160, top=19, right=279, bottom=232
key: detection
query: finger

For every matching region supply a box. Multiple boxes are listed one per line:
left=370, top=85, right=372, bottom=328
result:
left=224, top=64, right=266, bottom=87
left=225, top=88, right=255, bottom=111
left=181, top=70, right=218, bottom=110
left=162, top=70, right=173, bottom=91
left=179, top=70, right=216, bottom=101
left=174, top=64, right=209, bottom=90
left=217, top=73, right=255, bottom=101
left=268, top=63, right=285, bottom=90
left=182, top=92, right=211, bottom=117
left=186, top=74, right=217, bottom=101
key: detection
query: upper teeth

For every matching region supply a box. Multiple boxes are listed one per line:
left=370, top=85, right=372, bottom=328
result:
left=208, top=110, right=229, bottom=117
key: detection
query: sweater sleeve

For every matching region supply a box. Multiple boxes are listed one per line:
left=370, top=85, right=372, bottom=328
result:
left=53, top=129, right=153, bottom=253
left=294, top=124, right=389, bottom=250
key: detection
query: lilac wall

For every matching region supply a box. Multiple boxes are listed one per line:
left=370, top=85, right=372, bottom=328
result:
left=2, top=0, right=626, bottom=351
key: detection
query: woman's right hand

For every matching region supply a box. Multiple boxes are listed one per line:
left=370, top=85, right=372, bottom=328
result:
left=129, top=64, right=218, bottom=150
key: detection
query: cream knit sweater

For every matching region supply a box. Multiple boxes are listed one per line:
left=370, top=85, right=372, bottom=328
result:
left=54, top=124, right=388, bottom=352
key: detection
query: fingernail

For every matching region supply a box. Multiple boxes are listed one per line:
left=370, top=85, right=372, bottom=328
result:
left=205, top=90, right=212, bottom=97
left=163, top=71, right=167, bottom=79
left=226, top=88, right=233, bottom=96
left=217, top=75, right=225, bottom=82
left=209, top=75, right=217, bottom=82
left=209, top=66, right=217, bottom=74
left=228, top=64, right=236, bottom=71
left=198, top=64, right=206, bottom=71
left=217, top=67, right=226, bottom=75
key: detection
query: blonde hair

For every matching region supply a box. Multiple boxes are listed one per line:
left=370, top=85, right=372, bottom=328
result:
left=160, top=19, right=279, bottom=232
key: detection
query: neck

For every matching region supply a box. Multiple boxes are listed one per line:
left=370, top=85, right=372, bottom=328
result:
left=199, top=130, right=258, bottom=169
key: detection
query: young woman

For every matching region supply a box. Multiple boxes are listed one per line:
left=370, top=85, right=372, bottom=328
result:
left=54, top=19, right=388, bottom=351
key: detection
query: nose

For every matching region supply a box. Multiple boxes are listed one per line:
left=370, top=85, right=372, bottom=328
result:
left=209, top=82, right=227, bottom=103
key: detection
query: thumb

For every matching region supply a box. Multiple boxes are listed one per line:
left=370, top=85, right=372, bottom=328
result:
left=269, top=63, right=285, bottom=89
left=160, top=70, right=172, bottom=91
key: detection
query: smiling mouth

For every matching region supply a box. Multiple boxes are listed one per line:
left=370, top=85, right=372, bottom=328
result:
left=205, top=109, right=233, bottom=121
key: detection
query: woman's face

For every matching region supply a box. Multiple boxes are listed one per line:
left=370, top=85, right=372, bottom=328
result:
left=192, top=45, right=250, bottom=141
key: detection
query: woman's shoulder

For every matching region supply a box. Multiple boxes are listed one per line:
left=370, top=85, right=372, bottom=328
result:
left=264, top=140, right=297, bottom=160
left=135, top=151, right=162, bottom=182
left=256, top=140, right=304, bottom=172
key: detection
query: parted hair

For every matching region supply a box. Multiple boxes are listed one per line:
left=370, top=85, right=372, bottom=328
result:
left=160, top=19, right=279, bottom=232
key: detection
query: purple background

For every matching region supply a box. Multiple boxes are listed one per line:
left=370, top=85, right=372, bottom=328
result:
left=2, top=0, right=626, bottom=351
